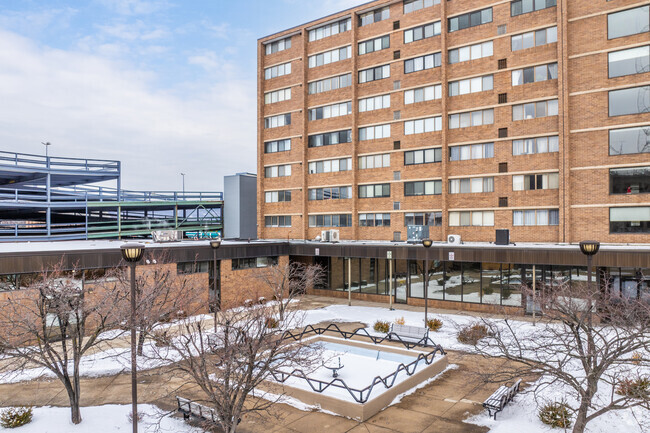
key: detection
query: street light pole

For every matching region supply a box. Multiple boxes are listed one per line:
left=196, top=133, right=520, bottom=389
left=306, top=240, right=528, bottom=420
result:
left=120, top=243, right=145, bottom=433
left=180, top=173, right=186, bottom=198
left=210, top=238, right=222, bottom=331
left=41, top=142, right=51, bottom=159
left=422, top=239, right=433, bottom=326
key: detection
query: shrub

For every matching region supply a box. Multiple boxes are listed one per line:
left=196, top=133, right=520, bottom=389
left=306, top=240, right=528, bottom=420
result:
left=394, top=317, right=406, bottom=326
left=426, top=318, right=443, bottom=332
left=457, top=323, right=489, bottom=345
left=482, top=286, right=494, bottom=296
left=258, top=297, right=267, bottom=305
left=127, top=410, right=144, bottom=424
left=152, top=329, right=170, bottom=347
left=265, top=316, right=279, bottom=329
left=373, top=320, right=390, bottom=333
left=0, top=407, right=33, bottom=428
left=616, top=377, right=650, bottom=399
left=501, top=286, right=513, bottom=300
left=539, top=402, right=572, bottom=428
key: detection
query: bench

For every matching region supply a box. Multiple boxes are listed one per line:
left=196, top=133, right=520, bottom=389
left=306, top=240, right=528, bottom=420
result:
left=176, top=396, right=220, bottom=423
left=482, top=379, right=521, bottom=420
left=387, top=323, right=430, bottom=346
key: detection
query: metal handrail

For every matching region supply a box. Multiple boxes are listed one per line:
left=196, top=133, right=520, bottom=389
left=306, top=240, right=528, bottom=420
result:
left=260, top=325, right=447, bottom=404
left=0, top=150, right=120, bottom=172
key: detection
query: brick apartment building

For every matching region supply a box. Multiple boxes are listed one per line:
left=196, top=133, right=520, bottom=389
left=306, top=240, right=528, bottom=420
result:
left=257, top=0, right=650, bottom=244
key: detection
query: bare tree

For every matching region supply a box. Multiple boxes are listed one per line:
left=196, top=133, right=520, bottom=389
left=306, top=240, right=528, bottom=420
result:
left=147, top=264, right=323, bottom=433
left=111, top=251, right=199, bottom=356
left=0, top=261, right=129, bottom=424
left=469, top=280, right=650, bottom=433
left=255, top=261, right=325, bottom=321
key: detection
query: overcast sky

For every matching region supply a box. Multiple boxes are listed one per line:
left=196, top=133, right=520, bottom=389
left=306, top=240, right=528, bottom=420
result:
left=0, top=0, right=365, bottom=192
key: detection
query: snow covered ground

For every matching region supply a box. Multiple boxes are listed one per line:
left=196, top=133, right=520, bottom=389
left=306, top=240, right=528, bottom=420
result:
left=0, top=405, right=203, bottom=432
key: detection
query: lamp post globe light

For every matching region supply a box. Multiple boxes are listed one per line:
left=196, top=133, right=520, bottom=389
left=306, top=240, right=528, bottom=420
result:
left=210, top=238, right=222, bottom=331
left=422, top=239, right=433, bottom=326
left=120, top=243, right=145, bottom=433
left=579, top=240, right=600, bottom=293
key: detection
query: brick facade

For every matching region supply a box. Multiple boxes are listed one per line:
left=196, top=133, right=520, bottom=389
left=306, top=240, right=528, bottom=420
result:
left=258, top=0, right=650, bottom=244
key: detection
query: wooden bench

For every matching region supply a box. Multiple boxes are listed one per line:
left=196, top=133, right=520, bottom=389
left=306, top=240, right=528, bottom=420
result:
left=482, top=379, right=521, bottom=420
left=387, top=323, right=430, bottom=345
left=176, top=396, right=220, bottom=423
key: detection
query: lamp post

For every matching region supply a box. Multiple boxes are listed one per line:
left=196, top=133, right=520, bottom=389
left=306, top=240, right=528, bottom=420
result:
left=579, top=240, right=600, bottom=293
left=180, top=173, right=186, bottom=198
left=210, top=238, right=221, bottom=331
left=121, top=243, right=145, bottom=433
left=422, top=239, right=433, bottom=326
left=41, top=142, right=51, bottom=159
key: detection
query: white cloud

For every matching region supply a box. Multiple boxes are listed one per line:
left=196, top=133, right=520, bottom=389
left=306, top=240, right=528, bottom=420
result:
left=96, top=0, right=172, bottom=16
left=0, top=28, right=256, bottom=192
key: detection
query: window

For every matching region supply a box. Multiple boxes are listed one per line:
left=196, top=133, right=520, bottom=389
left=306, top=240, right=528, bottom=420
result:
left=512, top=136, right=559, bottom=155
left=512, top=173, right=559, bottom=190
left=232, top=257, right=279, bottom=269
left=264, top=164, right=292, bottom=178
left=359, top=153, right=391, bottom=169
left=359, top=65, right=390, bottom=83
left=308, top=130, right=352, bottom=147
left=610, top=166, right=650, bottom=194
left=404, top=212, right=442, bottom=226
left=359, top=7, right=389, bottom=27
left=449, top=177, right=494, bottom=194
left=309, top=46, right=352, bottom=68
left=512, top=100, right=558, bottom=120
left=511, top=0, right=556, bottom=17
left=309, top=186, right=352, bottom=200
left=607, top=6, right=649, bottom=40
left=450, top=143, right=494, bottom=161
left=359, top=213, right=392, bottom=227
left=610, top=207, right=650, bottom=233
left=264, top=113, right=291, bottom=129
left=404, top=53, right=441, bottom=73
left=449, top=41, right=493, bottom=64
left=265, top=190, right=292, bottom=203
left=404, top=117, right=442, bottom=135
left=264, top=139, right=291, bottom=154
left=177, top=261, right=210, bottom=274
left=449, top=75, right=493, bottom=96
left=404, top=180, right=442, bottom=196
left=308, top=214, right=352, bottom=227
left=609, top=46, right=650, bottom=78
left=264, top=88, right=291, bottom=104
left=264, top=216, right=292, bottom=228
left=609, top=86, right=650, bottom=117
left=404, top=22, right=441, bottom=43
left=404, top=0, right=439, bottom=14
left=309, top=18, right=352, bottom=42
left=404, top=85, right=441, bottom=104
left=265, top=37, right=291, bottom=55
left=308, top=73, right=352, bottom=94
left=309, top=102, right=352, bottom=121
left=264, top=62, right=291, bottom=80
left=359, top=94, right=391, bottom=112
left=359, top=36, right=390, bottom=55
left=449, top=8, right=492, bottom=32
left=359, top=124, right=391, bottom=140
left=359, top=184, right=391, bottom=198
left=511, top=63, right=557, bottom=85
left=308, top=157, right=352, bottom=174
left=609, top=126, right=650, bottom=155
left=449, top=109, right=494, bottom=129
left=404, top=148, right=442, bottom=165
left=513, top=209, right=559, bottom=226
left=511, top=26, right=557, bottom=51
left=449, top=211, right=494, bottom=226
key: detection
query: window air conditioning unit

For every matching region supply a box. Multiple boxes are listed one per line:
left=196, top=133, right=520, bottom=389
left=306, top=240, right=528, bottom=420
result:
left=320, top=230, right=331, bottom=242
left=447, top=234, right=462, bottom=245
